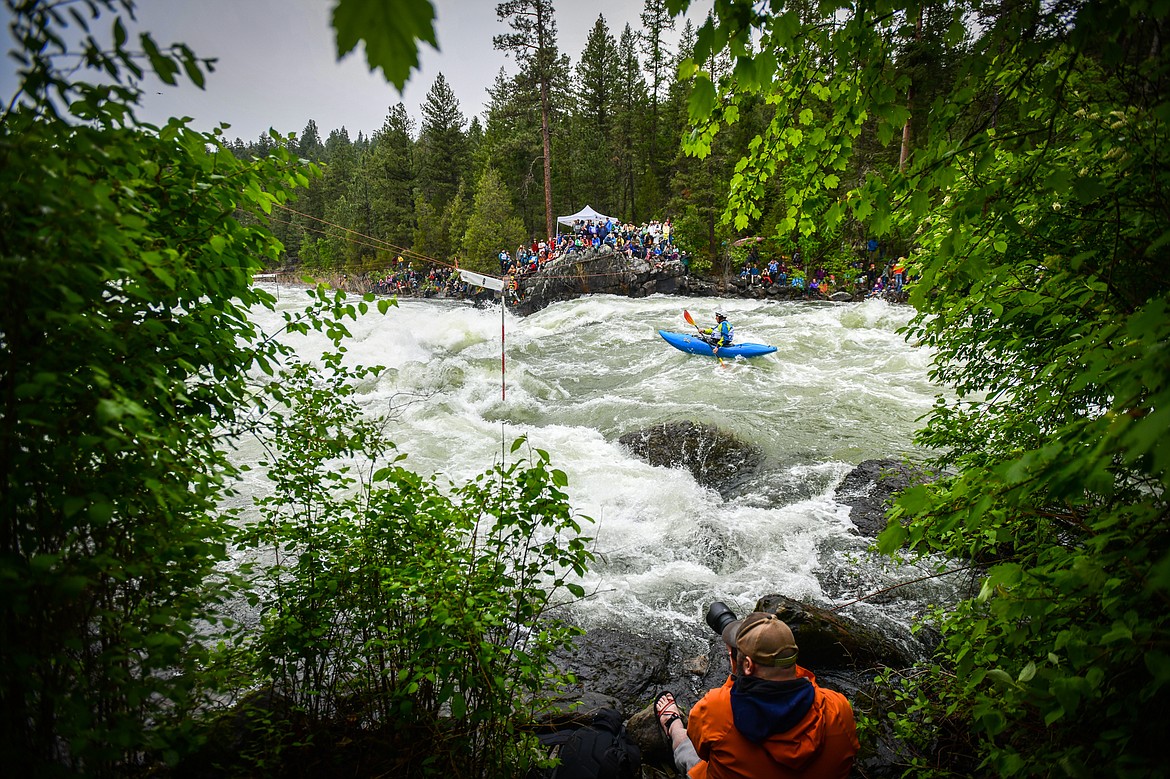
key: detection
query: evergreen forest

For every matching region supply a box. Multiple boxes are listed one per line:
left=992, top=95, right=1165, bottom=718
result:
left=2, top=0, right=1168, bottom=777
left=230, top=2, right=764, bottom=279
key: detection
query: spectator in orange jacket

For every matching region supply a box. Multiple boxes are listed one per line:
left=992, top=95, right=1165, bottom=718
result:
left=656, top=611, right=859, bottom=778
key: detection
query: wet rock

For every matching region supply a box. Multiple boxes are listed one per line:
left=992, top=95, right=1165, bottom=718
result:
left=837, top=458, right=935, bottom=538
left=544, top=596, right=926, bottom=777
left=617, top=421, right=764, bottom=497
left=534, top=690, right=624, bottom=726
left=754, top=594, right=918, bottom=670
left=545, top=629, right=686, bottom=770
left=512, top=247, right=685, bottom=316
left=548, top=628, right=671, bottom=712
left=625, top=702, right=671, bottom=765
left=677, top=276, right=720, bottom=297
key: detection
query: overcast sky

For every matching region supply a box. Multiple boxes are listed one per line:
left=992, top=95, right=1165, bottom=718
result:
left=1, top=0, right=701, bottom=143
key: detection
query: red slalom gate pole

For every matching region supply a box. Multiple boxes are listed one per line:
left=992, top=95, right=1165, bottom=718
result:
left=501, top=300, right=506, bottom=401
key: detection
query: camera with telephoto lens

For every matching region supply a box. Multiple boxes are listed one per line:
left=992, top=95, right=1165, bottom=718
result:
left=705, top=601, right=737, bottom=638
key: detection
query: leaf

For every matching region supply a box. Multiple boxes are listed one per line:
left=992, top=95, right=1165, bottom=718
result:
left=1101, top=621, right=1133, bottom=644
left=694, top=17, right=715, bottom=63
left=140, top=33, right=178, bottom=85
left=688, top=74, right=717, bottom=123
left=772, top=11, right=801, bottom=46
left=1145, top=651, right=1170, bottom=686
left=896, top=484, right=931, bottom=514
left=986, top=668, right=1016, bottom=688
left=332, top=0, right=437, bottom=91
left=178, top=48, right=206, bottom=89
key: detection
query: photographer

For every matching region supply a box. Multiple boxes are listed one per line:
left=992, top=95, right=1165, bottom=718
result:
left=655, top=607, right=858, bottom=778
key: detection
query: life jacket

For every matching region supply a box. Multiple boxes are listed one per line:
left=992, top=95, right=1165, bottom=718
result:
left=711, top=320, right=734, bottom=345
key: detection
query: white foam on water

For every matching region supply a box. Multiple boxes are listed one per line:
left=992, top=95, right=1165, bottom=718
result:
left=244, top=285, right=951, bottom=639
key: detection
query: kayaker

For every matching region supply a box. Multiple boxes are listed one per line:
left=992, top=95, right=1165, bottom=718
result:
left=702, top=310, right=734, bottom=352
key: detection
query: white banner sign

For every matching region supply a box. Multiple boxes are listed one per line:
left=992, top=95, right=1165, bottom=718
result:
left=460, top=269, right=506, bottom=292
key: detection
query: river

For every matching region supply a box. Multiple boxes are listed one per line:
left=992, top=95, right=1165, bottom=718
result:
left=243, top=286, right=964, bottom=654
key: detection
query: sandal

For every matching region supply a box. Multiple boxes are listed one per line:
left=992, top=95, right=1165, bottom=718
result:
left=654, top=690, right=684, bottom=737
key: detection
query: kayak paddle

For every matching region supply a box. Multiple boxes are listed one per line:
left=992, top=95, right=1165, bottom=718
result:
left=683, top=309, right=725, bottom=365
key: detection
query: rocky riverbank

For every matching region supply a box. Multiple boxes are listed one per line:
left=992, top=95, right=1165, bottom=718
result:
left=268, top=248, right=911, bottom=313
left=556, top=425, right=943, bottom=776
left=509, top=246, right=911, bottom=314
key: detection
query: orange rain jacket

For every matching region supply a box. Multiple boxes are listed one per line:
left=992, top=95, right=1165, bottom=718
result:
left=686, top=666, right=859, bottom=779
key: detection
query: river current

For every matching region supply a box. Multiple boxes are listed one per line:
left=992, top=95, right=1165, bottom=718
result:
left=242, top=286, right=964, bottom=654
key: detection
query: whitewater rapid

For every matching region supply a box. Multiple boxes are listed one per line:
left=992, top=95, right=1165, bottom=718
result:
left=241, top=286, right=960, bottom=650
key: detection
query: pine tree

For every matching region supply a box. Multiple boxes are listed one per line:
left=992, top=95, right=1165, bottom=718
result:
left=461, top=165, right=527, bottom=273
left=254, top=130, right=275, bottom=157
left=574, top=15, right=621, bottom=213
left=480, top=68, right=539, bottom=231
left=639, top=0, right=674, bottom=194
left=411, top=191, right=443, bottom=262
left=667, top=16, right=732, bottom=272
left=297, top=119, right=323, bottom=162
left=663, top=19, right=696, bottom=162
left=615, top=23, right=649, bottom=222
left=495, top=0, right=559, bottom=242
left=366, top=103, right=417, bottom=256
left=320, top=128, right=359, bottom=267
left=444, top=185, right=470, bottom=261
left=465, top=115, right=485, bottom=186
left=417, top=73, right=467, bottom=210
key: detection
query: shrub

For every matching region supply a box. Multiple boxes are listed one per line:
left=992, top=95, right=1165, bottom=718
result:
left=231, top=354, right=593, bottom=776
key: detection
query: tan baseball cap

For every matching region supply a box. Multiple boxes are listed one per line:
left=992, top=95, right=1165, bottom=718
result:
left=731, top=611, right=799, bottom=667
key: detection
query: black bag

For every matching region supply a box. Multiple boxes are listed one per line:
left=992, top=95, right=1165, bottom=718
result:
left=532, top=708, right=641, bottom=779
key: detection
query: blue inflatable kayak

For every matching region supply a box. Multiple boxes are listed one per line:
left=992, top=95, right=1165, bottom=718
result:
left=659, top=330, right=777, bottom=358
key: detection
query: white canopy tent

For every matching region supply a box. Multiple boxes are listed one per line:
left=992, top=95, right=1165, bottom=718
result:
left=556, top=205, right=619, bottom=226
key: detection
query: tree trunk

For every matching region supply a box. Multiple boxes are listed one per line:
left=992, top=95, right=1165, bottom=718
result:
left=899, top=8, right=923, bottom=171
left=540, top=80, right=554, bottom=242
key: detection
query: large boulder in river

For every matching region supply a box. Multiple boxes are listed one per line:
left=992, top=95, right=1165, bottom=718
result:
left=754, top=594, right=922, bottom=670
left=512, top=246, right=685, bottom=316
left=836, top=458, right=935, bottom=538
left=618, top=421, right=763, bottom=496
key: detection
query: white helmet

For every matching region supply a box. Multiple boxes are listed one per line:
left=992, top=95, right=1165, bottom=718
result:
left=715, top=309, right=726, bottom=319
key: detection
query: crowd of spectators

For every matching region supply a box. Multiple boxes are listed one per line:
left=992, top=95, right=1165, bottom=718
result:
left=498, top=217, right=686, bottom=279
left=736, top=246, right=846, bottom=296
left=370, top=262, right=470, bottom=298
left=733, top=240, right=916, bottom=301
left=355, top=226, right=913, bottom=305
left=859, top=256, right=913, bottom=299
left=359, top=218, right=687, bottom=304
